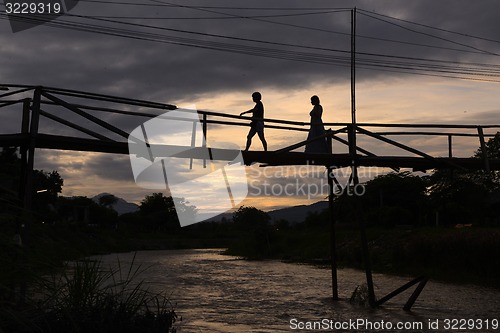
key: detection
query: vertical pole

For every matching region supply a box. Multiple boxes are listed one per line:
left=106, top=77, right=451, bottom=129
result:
left=447, top=135, right=453, bottom=158
left=202, top=113, right=207, bottom=168
left=351, top=7, right=376, bottom=307
left=350, top=7, right=358, bottom=177
left=15, top=99, right=32, bottom=303
left=18, top=99, right=31, bottom=204
left=326, top=131, right=338, bottom=300
left=351, top=7, right=357, bottom=131
left=189, top=121, right=197, bottom=170
left=477, top=127, right=490, bottom=173
left=23, top=88, right=42, bottom=244
left=448, top=134, right=454, bottom=180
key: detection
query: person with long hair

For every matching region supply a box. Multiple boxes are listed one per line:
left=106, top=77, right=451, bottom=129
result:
left=305, top=95, right=328, bottom=153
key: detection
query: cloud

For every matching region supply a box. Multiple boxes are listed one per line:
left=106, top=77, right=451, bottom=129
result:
left=1, top=0, right=498, bottom=99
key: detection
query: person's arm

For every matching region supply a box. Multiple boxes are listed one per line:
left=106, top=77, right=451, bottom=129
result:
left=240, top=107, right=254, bottom=117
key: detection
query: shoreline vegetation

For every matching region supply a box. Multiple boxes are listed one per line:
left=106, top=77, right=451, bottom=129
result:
left=6, top=219, right=499, bottom=289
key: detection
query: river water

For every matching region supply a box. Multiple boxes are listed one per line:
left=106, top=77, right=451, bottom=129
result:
left=98, top=249, right=499, bottom=332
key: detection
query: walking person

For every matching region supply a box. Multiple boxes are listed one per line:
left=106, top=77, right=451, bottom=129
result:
left=305, top=95, right=329, bottom=153
left=240, top=92, right=268, bottom=151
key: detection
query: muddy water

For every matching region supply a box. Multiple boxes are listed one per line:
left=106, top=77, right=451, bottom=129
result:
left=99, top=249, right=500, bottom=332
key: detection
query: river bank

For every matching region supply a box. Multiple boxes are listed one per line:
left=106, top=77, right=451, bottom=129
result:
left=3, top=221, right=498, bottom=290
left=225, top=225, right=500, bottom=289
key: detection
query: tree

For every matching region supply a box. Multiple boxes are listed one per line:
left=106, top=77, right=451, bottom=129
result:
left=57, top=196, right=118, bottom=228
left=139, top=193, right=176, bottom=216
left=426, top=132, right=500, bottom=225
left=474, top=131, right=500, bottom=159
left=232, top=206, right=272, bottom=258
left=334, top=172, right=430, bottom=226
left=98, top=194, right=118, bottom=208
left=139, top=193, right=196, bottom=231
left=32, top=170, right=64, bottom=222
left=232, top=206, right=270, bottom=227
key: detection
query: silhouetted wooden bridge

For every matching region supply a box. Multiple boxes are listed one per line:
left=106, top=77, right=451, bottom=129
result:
left=2, top=84, right=499, bottom=310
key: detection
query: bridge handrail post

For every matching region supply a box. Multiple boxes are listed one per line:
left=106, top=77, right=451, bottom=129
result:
left=202, top=113, right=207, bottom=168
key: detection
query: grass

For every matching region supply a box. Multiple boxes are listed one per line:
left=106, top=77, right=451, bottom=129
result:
left=0, top=253, right=177, bottom=333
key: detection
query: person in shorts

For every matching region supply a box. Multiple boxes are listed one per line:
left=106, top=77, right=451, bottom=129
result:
left=240, top=92, right=267, bottom=151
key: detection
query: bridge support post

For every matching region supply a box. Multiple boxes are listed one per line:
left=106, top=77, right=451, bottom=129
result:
left=326, top=131, right=339, bottom=300
left=348, top=124, right=376, bottom=307
left=22, top=87, right=41, bottom=245
left=18, top=99, right=31, bottom=207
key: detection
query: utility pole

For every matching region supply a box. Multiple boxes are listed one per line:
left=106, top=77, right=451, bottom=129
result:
left=350, top=7, right=376, bottom=307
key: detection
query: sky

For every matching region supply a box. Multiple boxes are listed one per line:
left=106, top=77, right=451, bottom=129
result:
left=1, top=0, right=500, bottom=215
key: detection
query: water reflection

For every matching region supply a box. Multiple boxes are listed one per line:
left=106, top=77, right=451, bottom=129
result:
left=98, top=249, right=499, bottom=332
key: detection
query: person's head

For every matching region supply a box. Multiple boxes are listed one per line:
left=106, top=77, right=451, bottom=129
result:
left=311, top=95, right=320, bottom=105
left=252, top=92, right=262, bottom=102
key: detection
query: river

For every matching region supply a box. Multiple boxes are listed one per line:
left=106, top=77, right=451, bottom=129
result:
left=98, top=249, right=499, bottom=332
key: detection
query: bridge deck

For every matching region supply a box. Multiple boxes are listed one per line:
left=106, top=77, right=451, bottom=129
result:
left=2, top=133, right=498, bottom=171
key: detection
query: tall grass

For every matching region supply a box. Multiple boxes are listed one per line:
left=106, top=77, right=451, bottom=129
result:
left=1, top=253, right=177, bottom=333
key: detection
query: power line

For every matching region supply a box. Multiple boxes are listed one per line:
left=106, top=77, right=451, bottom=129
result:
left=357, top=8, right=500, bottom=45
left=71, top=1, right=500, bottom=58
left=147, top=0, right=351, bottom=37
left=71, top=9, right=348, bottom=20
left=66, top=13, right=500, bottom=71
left=65, top=13, right=351, bottom=55
left=76, top=0, right=351, bottom=11
left=357, top=10, right=500, bottom=56
left=3, top=10, right=500, bottom=83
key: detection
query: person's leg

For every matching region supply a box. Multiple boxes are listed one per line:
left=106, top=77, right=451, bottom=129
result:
left=257, top=131, right=267, bottom=151
left=245, top=128, right=257, bottom=151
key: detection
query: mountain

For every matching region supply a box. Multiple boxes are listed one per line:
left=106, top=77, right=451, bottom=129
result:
left=204, top=201, right=329, bottom=224
left=92, top=193, right=139, bottom=215
left=267, top=201, right=329, bottom=224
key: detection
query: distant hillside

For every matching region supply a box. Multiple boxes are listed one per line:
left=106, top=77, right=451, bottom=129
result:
left=205, top=201, right=329, bottom=224
left=267, top=201, right=329, bottom=224
left=92, top=193, right=139, bottom=216
left=86, top=196, right=329, bottom=222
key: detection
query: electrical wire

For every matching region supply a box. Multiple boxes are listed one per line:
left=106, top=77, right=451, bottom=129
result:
left=357, top=8, right=500, bottom=45
left=74, top=9, right=347, bottom=20
left=70, top=1, right=500, bottom=58
left=75, top=0, right=351, bottom=11
left=357, top=10, right=499, bottom=56
left=3, top=5, right=500, bottom=83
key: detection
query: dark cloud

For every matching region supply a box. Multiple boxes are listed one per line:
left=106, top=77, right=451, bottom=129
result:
left=2, top=0, right=499, bottom=100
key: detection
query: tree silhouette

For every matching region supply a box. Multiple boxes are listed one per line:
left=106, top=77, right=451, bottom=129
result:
left=139, top=193, right=196, bottom=231
left=98, top=194, right=118, bottom=208
left=232, top=206, right=270, bottom=227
